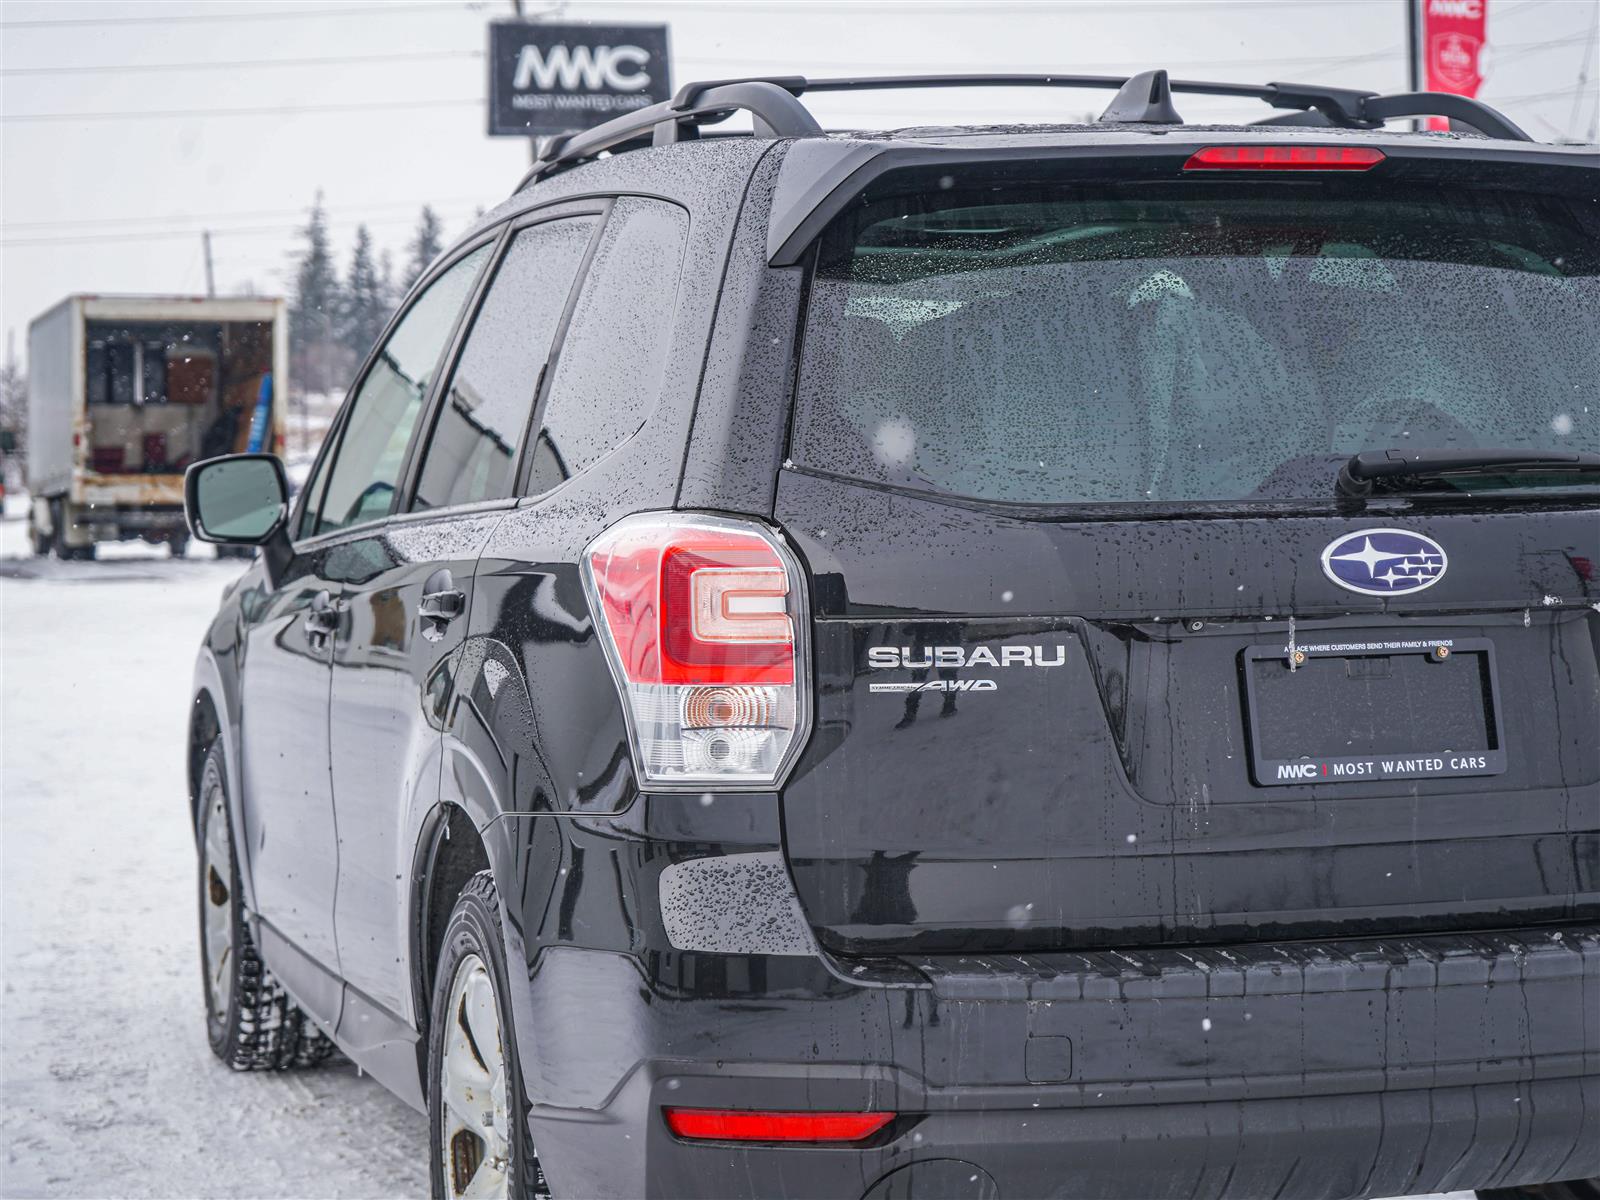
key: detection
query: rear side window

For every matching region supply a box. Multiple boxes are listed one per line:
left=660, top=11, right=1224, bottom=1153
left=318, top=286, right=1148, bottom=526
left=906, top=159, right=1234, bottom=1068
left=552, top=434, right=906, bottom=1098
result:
left=411, top=216, right=597, bottom=511
left=525, top=197, right=689, bottom=495
left=793, top=177, right=1600, bottom=505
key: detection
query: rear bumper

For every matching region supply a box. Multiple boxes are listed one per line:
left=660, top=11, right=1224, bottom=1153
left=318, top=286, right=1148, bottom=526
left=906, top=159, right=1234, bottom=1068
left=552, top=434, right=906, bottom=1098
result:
left=522, top=926, right=1600, bottom=1200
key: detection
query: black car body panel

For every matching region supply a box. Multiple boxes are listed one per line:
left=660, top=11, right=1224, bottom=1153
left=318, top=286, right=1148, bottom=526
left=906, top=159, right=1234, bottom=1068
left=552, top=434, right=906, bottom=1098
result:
left=777, top=473, right=1599, bottom=953
left=187, top=92, right=1600, bottom=1198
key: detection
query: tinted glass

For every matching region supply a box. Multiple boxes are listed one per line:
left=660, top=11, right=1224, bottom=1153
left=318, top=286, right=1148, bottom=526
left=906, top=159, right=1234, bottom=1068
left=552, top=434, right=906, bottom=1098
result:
left=794, top=180, right=1600, bottom=504
left=526, top=198, right=689, bottom=495
left=411, top=217, right=596, bottom=511
left=308, top=245, right=489, bottom=536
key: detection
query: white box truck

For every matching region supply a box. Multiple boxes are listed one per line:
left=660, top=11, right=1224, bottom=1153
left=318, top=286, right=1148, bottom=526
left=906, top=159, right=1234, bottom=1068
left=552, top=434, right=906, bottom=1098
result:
left=27, top=295, right=288, bottom=558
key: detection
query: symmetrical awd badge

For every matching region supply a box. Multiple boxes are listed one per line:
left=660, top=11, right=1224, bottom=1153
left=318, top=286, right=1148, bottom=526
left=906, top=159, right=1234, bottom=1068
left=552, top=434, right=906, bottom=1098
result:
left=1321, top=528, right=1448, bottom=596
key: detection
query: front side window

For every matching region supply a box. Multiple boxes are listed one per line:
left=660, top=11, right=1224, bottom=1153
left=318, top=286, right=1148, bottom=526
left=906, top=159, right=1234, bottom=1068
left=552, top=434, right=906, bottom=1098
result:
left=525, top=197, right=689, bottom=495
left=411, top=217, right=597, bottom=511
left=302, top=245, right=489, bottom=537
left=793, top=175, right=1600, bottom=505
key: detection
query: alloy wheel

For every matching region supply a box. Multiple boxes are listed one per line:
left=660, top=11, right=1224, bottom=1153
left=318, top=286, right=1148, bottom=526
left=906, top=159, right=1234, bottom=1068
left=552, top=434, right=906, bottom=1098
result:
left=200, top=787, right=234, bottom=1028
left=439, top=954, right=512, bottom=1199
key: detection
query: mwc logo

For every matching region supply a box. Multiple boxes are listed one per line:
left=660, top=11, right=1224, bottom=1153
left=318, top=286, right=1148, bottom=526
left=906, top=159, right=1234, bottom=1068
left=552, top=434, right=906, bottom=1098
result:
left=513, top=44, right=652, bottom=93
left=489, top=22, right=671, bottom=137
left=1277, top=763, right=1323, bottom=780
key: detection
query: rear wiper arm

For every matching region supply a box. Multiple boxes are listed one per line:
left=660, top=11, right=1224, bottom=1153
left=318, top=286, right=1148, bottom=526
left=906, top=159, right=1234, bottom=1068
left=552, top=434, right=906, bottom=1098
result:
left=1336, top=447, right=1600, bottom=497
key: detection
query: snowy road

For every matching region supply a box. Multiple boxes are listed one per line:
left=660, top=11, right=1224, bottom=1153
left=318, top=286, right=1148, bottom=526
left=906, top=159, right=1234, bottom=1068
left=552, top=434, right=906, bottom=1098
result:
left=0, top=503, right=1471, bottom=1200
left=1, top=511, right=427, bottom=1199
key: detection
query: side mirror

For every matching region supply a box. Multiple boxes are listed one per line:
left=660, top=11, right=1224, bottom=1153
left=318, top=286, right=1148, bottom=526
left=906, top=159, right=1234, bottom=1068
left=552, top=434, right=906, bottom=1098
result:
left=185, top=454, right=295, bottom=586
left=185, top=454, right=288, bottom=544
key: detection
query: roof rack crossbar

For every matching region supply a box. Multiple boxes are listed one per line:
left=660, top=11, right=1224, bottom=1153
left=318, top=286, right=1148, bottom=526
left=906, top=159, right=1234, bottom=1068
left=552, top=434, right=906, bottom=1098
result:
left=515, top=69, right=1536, bottom=190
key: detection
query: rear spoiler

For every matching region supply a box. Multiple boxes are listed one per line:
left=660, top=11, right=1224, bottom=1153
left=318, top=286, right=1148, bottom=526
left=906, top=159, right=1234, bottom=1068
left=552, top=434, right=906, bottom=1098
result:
left=765, top=137, right=1600, bottom=266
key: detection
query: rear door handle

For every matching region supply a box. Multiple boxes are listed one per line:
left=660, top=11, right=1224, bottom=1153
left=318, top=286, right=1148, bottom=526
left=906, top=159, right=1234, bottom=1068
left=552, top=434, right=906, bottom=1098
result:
left=419, top=569, right=466, bottom=641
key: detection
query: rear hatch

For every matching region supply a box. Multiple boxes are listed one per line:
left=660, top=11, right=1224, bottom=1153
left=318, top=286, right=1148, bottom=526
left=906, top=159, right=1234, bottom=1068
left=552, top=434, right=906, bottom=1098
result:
left=774, top=148, right=1600, bottom=955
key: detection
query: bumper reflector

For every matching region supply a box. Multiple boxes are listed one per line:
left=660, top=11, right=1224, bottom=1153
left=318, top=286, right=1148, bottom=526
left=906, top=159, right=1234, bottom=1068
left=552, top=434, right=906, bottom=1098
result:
left=663, top=1108, right=894, bottom=1143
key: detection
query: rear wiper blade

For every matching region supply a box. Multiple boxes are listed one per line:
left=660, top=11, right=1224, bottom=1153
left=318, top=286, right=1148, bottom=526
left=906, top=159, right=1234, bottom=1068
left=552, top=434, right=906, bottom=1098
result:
left=1336, top=448, right=1600, bottom=497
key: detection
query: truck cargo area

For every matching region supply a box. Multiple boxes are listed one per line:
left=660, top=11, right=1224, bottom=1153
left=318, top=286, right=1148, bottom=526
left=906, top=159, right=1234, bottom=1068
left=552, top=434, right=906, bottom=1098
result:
left=83, top=316, right=275, bottom=475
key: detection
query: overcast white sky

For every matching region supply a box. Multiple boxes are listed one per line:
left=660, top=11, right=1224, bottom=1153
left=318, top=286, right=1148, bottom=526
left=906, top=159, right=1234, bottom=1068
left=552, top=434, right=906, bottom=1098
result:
left=3, top=0, right=1597, bottom=367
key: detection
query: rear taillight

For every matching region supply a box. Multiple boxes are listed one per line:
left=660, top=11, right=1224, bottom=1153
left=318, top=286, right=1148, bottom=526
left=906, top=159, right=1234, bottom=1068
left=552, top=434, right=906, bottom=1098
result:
left=1183, top=145, right=1386, bottom=171
left=582, top=512, right=810, bottom=789
left=663, top=1108, right=894, bottom=1143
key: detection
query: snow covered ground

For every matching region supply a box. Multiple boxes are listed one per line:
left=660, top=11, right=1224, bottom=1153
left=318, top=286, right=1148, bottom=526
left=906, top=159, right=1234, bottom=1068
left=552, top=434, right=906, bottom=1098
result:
left=0, top=494, right=1472, bottom=1200
left=1, top=499, right=426, bottom=1198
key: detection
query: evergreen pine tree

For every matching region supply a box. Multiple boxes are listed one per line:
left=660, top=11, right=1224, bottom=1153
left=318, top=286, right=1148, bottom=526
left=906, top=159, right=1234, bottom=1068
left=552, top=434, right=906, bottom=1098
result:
left=404, top=206, right=444, bottom=288
left=341, top=224, right=386, bottom=353
left=379, top=248, right=397, bottom=313
left=0, top=330, right=27, bottom=470
left=289, top=193, right=344, bottom=397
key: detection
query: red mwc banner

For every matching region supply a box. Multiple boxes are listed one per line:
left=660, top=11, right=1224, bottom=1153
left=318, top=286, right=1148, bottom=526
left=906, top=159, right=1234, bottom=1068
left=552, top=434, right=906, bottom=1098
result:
left=1420, top=0, right=1489, bottom=129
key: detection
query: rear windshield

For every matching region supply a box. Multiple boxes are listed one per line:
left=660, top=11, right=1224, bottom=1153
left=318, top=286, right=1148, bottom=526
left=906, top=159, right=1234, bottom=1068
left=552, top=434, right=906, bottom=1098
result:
left=792, top=175, right=1600, bottom=505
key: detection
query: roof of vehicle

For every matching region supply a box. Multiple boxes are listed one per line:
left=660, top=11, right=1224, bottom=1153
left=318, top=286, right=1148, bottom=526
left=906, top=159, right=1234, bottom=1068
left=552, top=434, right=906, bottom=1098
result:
left=512, top=68, right=1597, bottom=187
left=443, top=69, right=1599, bottom=290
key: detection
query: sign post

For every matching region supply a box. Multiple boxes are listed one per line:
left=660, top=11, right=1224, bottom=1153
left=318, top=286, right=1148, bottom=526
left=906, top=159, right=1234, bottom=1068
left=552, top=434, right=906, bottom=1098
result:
left=487, top=21, right=672, bottom=141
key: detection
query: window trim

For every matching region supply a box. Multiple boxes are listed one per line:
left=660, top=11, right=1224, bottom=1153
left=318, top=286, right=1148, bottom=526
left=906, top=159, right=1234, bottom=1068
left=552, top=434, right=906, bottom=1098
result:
left=290, top=226, right=504, bottom=549
left=402, top=201, right=611, bottom=517
left=512, top=194, right=693, bottom=503
left=509, top=201, right=617, bottom=500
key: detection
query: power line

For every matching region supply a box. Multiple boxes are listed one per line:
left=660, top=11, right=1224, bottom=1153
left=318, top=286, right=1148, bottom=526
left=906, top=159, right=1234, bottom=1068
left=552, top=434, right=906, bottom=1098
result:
left=3, top=95, right=485, bottom=124
left=0, top=48, right=484, bottom=77
left=1490, top=82, right=1600, bottom=104
left=1, top=208, right=484, bottom=249
left=0, top=2, right=479, bottom=30
left=4, top=45, right=1408, bottom=79
left=2, top=195, right=489, bottom=232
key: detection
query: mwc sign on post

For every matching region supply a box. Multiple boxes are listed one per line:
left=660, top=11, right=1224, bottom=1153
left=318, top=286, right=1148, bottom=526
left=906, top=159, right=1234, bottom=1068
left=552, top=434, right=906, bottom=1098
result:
left=1420, top=0, right=1488, bottom=129
left=488, top=22, right=671, bottom=137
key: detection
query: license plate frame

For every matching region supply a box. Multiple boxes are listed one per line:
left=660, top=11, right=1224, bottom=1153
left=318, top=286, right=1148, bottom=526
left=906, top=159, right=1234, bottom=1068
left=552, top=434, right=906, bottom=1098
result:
left=1242, top=636, right=1507, bottom=787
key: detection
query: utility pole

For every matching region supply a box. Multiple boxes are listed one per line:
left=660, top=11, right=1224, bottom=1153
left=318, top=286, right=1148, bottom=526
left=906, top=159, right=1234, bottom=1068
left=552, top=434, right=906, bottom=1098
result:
left=202, top=230, right=216, bottom=297
left=510, top=0, right=542, bottom=166
left=1405, top=0, right=1422, bottom=130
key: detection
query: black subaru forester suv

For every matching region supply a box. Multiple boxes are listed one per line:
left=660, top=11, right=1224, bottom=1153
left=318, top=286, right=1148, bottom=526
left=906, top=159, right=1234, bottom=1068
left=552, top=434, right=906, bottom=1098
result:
left=183, top=71, right=1599, bottom=1200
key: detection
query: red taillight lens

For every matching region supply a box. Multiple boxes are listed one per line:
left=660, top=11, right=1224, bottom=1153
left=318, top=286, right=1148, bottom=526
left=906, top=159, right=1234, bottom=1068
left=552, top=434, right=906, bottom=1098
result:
left=586, top=521, right=794, bottom=687
left=1183, top=145, right=1386, bottom=171
left=663, top=1108, right=894, bottom=1143
left=583, top=513, right=810, bottom=788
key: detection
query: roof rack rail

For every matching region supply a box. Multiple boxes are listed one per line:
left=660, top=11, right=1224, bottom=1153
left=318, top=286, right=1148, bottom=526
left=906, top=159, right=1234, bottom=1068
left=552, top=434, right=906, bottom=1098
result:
left=515, top=81, right=821, bottom=189
left=513, top=70, right=1532, bottom=189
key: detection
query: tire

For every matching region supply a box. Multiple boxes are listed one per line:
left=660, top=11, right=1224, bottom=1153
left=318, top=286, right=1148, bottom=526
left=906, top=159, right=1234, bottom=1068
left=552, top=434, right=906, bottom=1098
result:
left=196, top=742, right=335, bottom=1070
left=169, top=532, right=190, bottom=559
left=48, top=497, right=72, bottom=560
left=1479, top=1180, right=1600, bottom=1200
left=49, top=499, right=94, bottom=560
left=427, top=871, right=549, bottom=1200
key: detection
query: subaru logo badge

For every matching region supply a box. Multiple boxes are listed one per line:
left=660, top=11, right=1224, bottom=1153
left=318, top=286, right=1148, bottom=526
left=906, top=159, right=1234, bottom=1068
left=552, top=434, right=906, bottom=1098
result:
left=1321, top=528, right=1448, bottom=596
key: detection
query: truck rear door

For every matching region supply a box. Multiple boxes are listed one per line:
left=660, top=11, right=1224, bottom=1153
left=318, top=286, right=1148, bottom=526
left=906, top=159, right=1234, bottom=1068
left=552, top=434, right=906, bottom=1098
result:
left=774, top=154, right=1600, bottom=955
